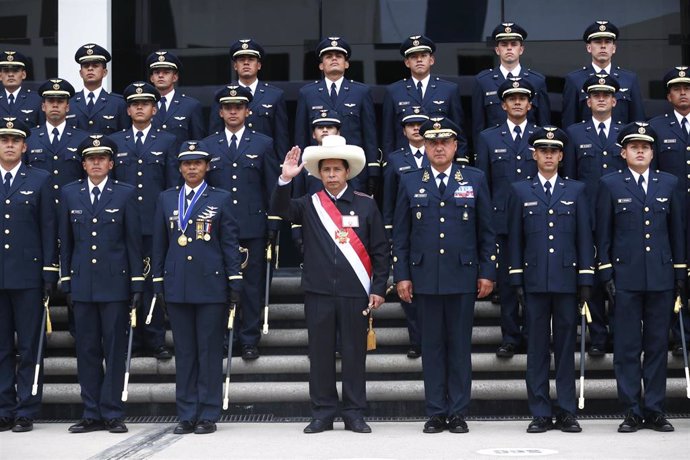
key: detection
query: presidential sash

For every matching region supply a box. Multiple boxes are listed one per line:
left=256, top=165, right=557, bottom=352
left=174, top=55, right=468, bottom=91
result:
left=312, top=190, right=372, bottom=294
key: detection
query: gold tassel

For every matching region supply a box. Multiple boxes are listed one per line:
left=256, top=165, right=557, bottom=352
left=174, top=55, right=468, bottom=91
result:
left=366, top=315, right=376, bottom=351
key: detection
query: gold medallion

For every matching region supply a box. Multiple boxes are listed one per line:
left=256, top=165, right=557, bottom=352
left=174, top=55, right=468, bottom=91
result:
left=177, top=234, right=188, bottom=247
left=203, top=233, right=211, bottom=241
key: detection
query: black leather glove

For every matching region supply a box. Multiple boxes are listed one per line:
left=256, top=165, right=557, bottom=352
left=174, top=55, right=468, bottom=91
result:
left=295, top=238, right=304, bottom=256
left=515, top=286, right=525, bottom=309
left=43, top=282, right=56, bottom=300
left=367, top=176, right=378, bottom=196
left=676, top=279, right=686, bottom=305
left=578, top=285, right=592, bottom=305
left=155, top=293, right=167, bottom=314
left=65, top=293, right=73, bottom=311
left=229, top=289, right=241, bottom=307
left=131, top=292, right=142, bottom=311
left=604, top=279, right=616, bottom=305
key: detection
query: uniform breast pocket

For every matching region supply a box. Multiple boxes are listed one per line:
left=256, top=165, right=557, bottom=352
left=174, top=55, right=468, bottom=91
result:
left=483, top=93, right=501, bottom=108
left=242, top=160, right=261, bottom=183
left=614, top=203, right=635, bottom=229
left=27, top=152, right=46, bottom=165
left=257, top=106, right=274, bottom=120
left=455, top=198, right=475, bottom=223
left=490, top=153, right=509, bottom=178
left=70, top=214, right=84, bottom=240
left=576, top=149, right=595, bottom=175
left=146, top=155, right=166, bottom=179
left=101, top=115, right=117, bottom=130
left=115, top=156, right=131, bottom=168
left=103, top=213, right=123, bottom=239
left=557, top=207, right=575, bottom=232
left=616, top=91, right=632, bottom=104
left=209, top=158, right=224, bottom=172
left=428, top=102, right=449, bottom=117
left=13, top=197, right=38, bottom=221
left=248, top=201, right=266, bottom=215
left=522, top=207, right=542, bottom=233
left=342, top=104, right=361, bottom=119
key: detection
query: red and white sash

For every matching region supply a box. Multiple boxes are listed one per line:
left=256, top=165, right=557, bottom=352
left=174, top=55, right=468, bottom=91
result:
left=312, top=190, right=372, bottom=294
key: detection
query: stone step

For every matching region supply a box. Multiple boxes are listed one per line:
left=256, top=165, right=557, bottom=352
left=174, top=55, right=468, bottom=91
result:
left=40, top=378, right=690, bottom=404
left=41, top=353, right=689, bottom=377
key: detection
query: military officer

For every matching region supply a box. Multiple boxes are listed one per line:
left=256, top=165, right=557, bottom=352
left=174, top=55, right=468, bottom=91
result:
left=204, top=85, right=279, bottom=360
left=381, top=35, right=468, bottom=162
left=60, top=134, right=144, bottom=434
left=561, top=21, right=645, bottom=128
left=294, top=37, right=379, bottom=194
left=475, top=77, right=539, bottom=358
left=382, top=107, right=429, bottom=358
left=152, top=141, right=243, bottom=435
left=271, top=135, right=388, bottom=434
left=147, top=50, right=205, bottom=153
left=25, top=78, right=89, bottom=204
left=69, top=44, right=129, bottom=134
left=507, top=126, right=593, bottom=433
left=0, top=51, right=43, bottom=127
left=393, top=117, right=496, bottom=433
left=209, top=39, right=288, bottom=163
left=0, top=117, right=57, bottom=432
left=595, top=122, right=685, bottom=433
left=563, top=74, right=625, bottom=355
left=472, top=23, right=550, bottom=148
left=111, top=82, right=178, bottom=360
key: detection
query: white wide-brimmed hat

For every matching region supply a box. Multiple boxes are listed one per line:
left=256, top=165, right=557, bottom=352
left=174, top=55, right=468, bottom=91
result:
left=302, top=135, right=365, bottom=180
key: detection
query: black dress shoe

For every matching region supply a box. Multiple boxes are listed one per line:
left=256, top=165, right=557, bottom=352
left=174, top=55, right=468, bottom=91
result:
left=303, top=419, right=333, bottom=434
left=496, top=343, right=516, bottom=358
left=344, top=418, right=371, bottom=433
left=194, top=420, right=217, bottom=434
left=588, top=345, right=606, bottom=357
left=153, top=345, right=173, bottom=360
left=618, top=411, right=643, bottom=433
left=447, top=414, right=468, bottom=433
left=671, top=344, right=687, bottom=358
left=527, top=416, right=553, bottom=433
left=423, top=415, right=446, bottom=433
left=644, top=413, right=674, bottom=432
left=241, top=345, right=259, bottom=360
left=105, top=419, right=128, bottom=433
left=69, top=418, right=105, bottom=433
left=173, top=420, right=195, bottom=435
left=555, top=413, right=581, bottom=433
left=406, top=346, right=421, bottom=359
left=0, top=416, right=14, bottom=432
left=11, top=417, right=33, bottom=432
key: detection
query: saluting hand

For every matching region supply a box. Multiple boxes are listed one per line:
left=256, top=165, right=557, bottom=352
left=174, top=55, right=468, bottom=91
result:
left=280, top=146, right=305, bottom=181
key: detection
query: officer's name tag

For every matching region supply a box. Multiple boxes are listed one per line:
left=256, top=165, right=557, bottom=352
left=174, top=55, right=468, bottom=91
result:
left=617, top=198, right=632, bottom=203
left=399, top=165, right=412, bottom=171
left=494, top=148, right=507, bottom=153
left=663, top=139, right=676, bottom=144
left=71, top=209, right=83, bottom=214
left=311, top=105, right=324, bottom=110
left=117, top=152, right=128, bottom=157
left=210, top=157, right=220, bottom=162
left=31, top=149, right=43, bottom=153
left=485, top=91, right=497, bottom=96
left=524, top=201, right=538, bottom=207
left=342, top=215, right=359, bottom=228
left=454, top=186, right=474, bottom=198
left=414, top=193, right=427, bottom=198
left=398, top=101, right=410, bottom=106
left=66, top=114, right=75, bottom=119
left=579, top=144, right=592, bottom=149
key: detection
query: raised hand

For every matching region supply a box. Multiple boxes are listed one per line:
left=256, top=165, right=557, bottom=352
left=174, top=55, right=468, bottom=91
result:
left=281, top=146, right=305, bottom=181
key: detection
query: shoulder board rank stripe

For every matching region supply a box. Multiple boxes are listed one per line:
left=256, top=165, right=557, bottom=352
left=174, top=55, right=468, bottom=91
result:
left=43, top=266, right=59, bottom=271
left=673, top=264, right=687, bottom=269
left=153, top=277, right=164, bottom=282
left=578, top=269, right=595, bottom=274
left=267, top=215, right=282, bottom=220
left=597, top=263, right=612, bottom=270
left=60, top=276, right=71, bottom=282
left=508, top=269, right=523, bottom=274
left=291, top=224, right=302, bottom=229
left=131, top=276, right=145, bottom=281
left=228, top=275, right=243, bottom=280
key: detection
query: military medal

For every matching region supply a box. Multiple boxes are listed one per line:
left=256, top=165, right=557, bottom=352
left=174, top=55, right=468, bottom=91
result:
left=177, top=234, right=188, bottom=247
left=196, top=220, right=204, bottom=240
left=177, top=181, right=207, bottom=247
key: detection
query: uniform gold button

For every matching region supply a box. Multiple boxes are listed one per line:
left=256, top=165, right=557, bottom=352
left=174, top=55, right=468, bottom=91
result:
left=53, top=155, right=58, bottom=160
left=162, top=124, right=167, bottom=129
left=4, top=229, right=9, bottom=234
left=393, top=256, right=398, bottom=262
left=603, top=151, right=607, bottom=156
left=516, top=168, right=521, bottom=174
left=232, top=175, right=237, bottom=179
left=439, top=249, right=445, bottom=254
left=53, top=184, right=59, bottom=189
left=440, top=217, right=445, bottom=222
left=188, top=220, right=193, bottom=224
left=644, top=207, right=649, bottom=212
left=4, top=244, right=9, bottom=249
left=92, top=218, right=98, bottom=223
left=88, top=120, right=94, bottom=125
left=53, top=169, right=59, bottom=175
left=138, top=196, right=143, bottom=201
left=138, top=159, right=143, bottom=164
left=137, top=171, right=143, bottom=176
left=548, top=209, right=554, bottom=215
left=233, top=200, right=238, bottom=204
left=187, top=255, right=193, bottom=261
left=232, top=187, right=237, bottom=192
left=4, top=214, right=9, bottom=219
left=490, top=255, right=496, bottom=261
left=687, top=146, right=690, bottom=151
left=548, top=235, right=554, bottom=240
left=248, top=123, right=253, bottom=128
left=440, top=202, right=445, bottom=207
left=137, top=184, right=143, bottom=188
left=91, top=245, right=97, bottom=250
left=516, top=156, right=521, bottom=160
left=92, top=231, right=97, bottom=236
left=645, top=220, right=650, bottom=226
left=603, top=164, right=608, bottom=168
left=645, top=233, right=650, bottom=239
left=91, top=258, right=97, bottom=264
left=440, top=233, right=445, bottom=238
left=549, top=248, right=554, bottom=253
left=233, top=163, right=238, bottom=167
left=4, top=199, right=8, bottom=204
left=645, top=246, right=651, bottom=252
left=187, top=237, right=192, bottom=242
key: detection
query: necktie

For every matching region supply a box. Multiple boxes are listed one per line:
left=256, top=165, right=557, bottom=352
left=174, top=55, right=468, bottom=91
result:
left=682, top=117, right=689, bottom=142
left=244, top=85, right=252, bottom=96
left=414, top=150, right=423, bottom=160
left=544, top=181, right=552, bottom=201
left=158, top=96, right=167, bottom=119
left=185, top=189, right=195, bottom=213
left=638, top=175, right=646, bottom=196
left=513, top=125, right=522, bottom=146
left=329, top=82, right=337, bottom=105
left=506, top=71, right=514, bottom=79
left=229, top=134, right=238, bottom=157
left=416, top=81, right=423, bottom=100
left=7, top=94, right=15, bottom=111
left=51, top=127, right=60, bottom=147
left=135, top=131, right=144, bottom=155
left=3, top=172, right=11, bottom=194
left=598, top=122, right=607, bottom=145
left=87, top=92, right=95, bottom=114
left=437, top=172, right=446, bottom=195
left=92, top=187, right=100, bottom=210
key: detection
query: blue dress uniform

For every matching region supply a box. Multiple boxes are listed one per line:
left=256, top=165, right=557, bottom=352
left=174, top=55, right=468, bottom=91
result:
left=561, top=22, right=644, bottom=128
left=381, top=35, right=467, bottom=162
left=393, top=120, right=496, bottom=425
left=204, top=85, right=280, bottom=353
left=146, top=51, right=206, bottom=152
left=152, top=142, right=243, bottom=429
left=295, top=37, right=379, bottom=192
left=59, top=135, right=144, bottom=427
left=595, top=122, right=685, bottom=429
left=0, top=51, right=43, bottom=128
left=270, top=137, right=388, bottom=427
left=507, top=127, right=594, bottom=429
left=649, top=67, right=690, bottom=353
left=475, top=78, right=539, bottom=354
left=0, top=118, right=57, bottom=431
left=471, top=23, right=550, bottom=148
left=25, top=79, right=89, bottom=204
left=68, top=44, right=129, bottom=135
left=111, top=82, right=178, bottom=355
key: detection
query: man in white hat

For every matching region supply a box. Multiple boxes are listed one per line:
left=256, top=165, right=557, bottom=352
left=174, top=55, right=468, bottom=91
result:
left=271, top=135, right=388, bottom=434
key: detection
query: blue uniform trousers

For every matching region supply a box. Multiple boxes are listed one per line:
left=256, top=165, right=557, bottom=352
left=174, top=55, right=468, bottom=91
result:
left=235, top=237, right=265, bottom=347
left=400, top=299, right=421, bottom=348
left=497, top=235, right=523, bottom=346
left=73, top=301, right=128, bottom=420
left=417, top=293, right=474, bottom=417
left=304, top=292, right=368, bottom=422
left=587, top=279, right=611, bottom=349
left=613, top=289, right=673, bottom=417
left=0, top=288, right=43, bottom=419
left=133, top=235, right=166, bottom=351
left=524, top=293, right=577, bottom=416
left=167, top=302, right=226, bottom=423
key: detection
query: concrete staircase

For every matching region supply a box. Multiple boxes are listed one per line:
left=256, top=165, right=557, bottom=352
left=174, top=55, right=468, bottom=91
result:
left=39, top=271, right=690, bottom=419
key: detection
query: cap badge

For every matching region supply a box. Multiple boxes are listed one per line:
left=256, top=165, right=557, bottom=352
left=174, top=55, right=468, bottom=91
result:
left=413, top=39, right=420, bottom=46
left=546, top=132, right=555, bottom=139
left=84, top=44, right=95, bottom=49
left=331, top=40, right=338, bottom=47
left=156, top=51, right=166, bottom=55
left=86, top=49, right=94, bottom=55
left=680, top=70, right=687, bottom=78
left=241, top=43, right=249, bottom=49
left=188, top=143, right=196, bottom=151
left=512, top=81, right=519, bottom=88
left=6, top=54, right=13, bottom=62
left=93, top=139, right=101, bottom=147
left=433, top=122, right=441, bottom=130
left=598, top=24, right=607, bottom=32
left=230, top=89, right=237, bottom=96
left=6, top=121, right=14, bottom=129
left=638, top=127, right=646, bottom=134
left=135, top=87, right=143, bottom=94
left=321, top=110, right=328, bottom=117
left=599, top=77, right=606, bottom=84
left=413, top=107, right=420, bottom=114
left=410, top=35, right=421, bottom=40
left=158, top=55, right=166, bottom=62
left=505, top=26, right=512, bottom=33
left=53, top=83, right=60, bottom=90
